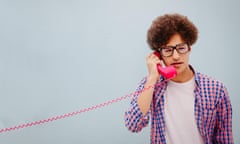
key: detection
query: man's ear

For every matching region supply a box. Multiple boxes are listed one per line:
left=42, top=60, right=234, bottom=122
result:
left=189, top=46, right=192, bottom=52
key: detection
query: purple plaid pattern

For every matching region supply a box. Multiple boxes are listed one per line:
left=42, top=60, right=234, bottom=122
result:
left=124, top=69, right=234, bottom=144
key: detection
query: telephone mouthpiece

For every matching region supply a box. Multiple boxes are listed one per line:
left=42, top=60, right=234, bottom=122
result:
left=157, top=64, right=177, bottom=79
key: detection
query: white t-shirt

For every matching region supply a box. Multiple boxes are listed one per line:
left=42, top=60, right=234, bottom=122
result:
left=164, top=78, right=204, bottom=144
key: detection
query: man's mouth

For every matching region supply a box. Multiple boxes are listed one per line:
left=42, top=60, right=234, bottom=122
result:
left=171, top=62, right=183, bottom=67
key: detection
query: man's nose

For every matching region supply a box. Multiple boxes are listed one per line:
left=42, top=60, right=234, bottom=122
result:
left=172, top=49, right=180, bottom=59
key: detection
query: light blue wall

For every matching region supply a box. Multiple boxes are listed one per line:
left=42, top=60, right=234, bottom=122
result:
left=0, top=0, right=239, bottom=143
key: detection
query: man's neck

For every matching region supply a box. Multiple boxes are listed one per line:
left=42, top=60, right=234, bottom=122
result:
left=171, top=66, right=194, bottom=83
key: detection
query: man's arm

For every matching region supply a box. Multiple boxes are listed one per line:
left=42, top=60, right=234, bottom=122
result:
left=124, top=77, right=151, bottom=133
left=214, top=85, right=234, bottom=143
left=124, top=53, right=160, bottom=132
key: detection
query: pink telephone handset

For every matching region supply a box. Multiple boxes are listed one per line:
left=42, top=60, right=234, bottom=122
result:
left=153, top=51, right=177, bottom=79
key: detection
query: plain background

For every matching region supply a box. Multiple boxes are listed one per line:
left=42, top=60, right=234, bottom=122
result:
left=0, top=0, right=239, bottom=143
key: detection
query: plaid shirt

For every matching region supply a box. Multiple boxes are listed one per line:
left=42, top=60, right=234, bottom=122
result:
left=124, top=68, right=234, bottom=144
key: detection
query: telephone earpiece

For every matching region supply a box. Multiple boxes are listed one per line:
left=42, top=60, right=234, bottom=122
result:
left=153, top=51, right=177, bottom=79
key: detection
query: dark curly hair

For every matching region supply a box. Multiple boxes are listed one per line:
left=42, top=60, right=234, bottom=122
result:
left=147, top=13, right=198, bottom=50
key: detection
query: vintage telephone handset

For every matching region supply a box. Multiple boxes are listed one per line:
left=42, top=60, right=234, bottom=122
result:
left=153, top=51, right=177, bottom=79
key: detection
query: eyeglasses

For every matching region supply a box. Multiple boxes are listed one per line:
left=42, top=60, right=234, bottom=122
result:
left=158, top=43, right=190, bottom=57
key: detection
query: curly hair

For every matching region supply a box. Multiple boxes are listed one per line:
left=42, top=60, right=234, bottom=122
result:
left=147, top=13, right=198, bottom=50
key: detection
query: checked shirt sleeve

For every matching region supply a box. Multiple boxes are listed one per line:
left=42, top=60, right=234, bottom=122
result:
left=124, top=77, right=150, bottom=133
left=213, top=84, right=234, bottom=144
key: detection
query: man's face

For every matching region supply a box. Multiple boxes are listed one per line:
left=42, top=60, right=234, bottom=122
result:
left=161, top=33, right=191, bottom=76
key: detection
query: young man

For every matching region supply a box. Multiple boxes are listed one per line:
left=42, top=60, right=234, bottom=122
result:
left=124, top=13, right=234, bottom=144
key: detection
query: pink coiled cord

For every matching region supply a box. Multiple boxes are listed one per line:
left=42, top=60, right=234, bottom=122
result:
left=0, top=85, right=154, bottom=134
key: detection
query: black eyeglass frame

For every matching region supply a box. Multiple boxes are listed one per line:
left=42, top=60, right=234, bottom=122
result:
left=158, top=42, right=190, bottom=57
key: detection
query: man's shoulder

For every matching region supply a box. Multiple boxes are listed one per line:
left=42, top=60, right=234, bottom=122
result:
left=195, top=72, right=225, bottom=89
